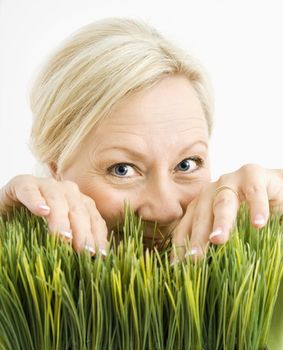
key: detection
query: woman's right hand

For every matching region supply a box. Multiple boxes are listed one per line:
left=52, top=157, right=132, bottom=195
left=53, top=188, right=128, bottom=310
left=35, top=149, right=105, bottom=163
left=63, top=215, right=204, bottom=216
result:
left=0, top=175, right=109, bottom=256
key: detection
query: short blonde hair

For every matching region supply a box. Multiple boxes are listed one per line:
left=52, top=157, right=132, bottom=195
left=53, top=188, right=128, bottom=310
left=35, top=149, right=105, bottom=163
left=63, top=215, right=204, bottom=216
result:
left=29, top=17, right=214, bottom=174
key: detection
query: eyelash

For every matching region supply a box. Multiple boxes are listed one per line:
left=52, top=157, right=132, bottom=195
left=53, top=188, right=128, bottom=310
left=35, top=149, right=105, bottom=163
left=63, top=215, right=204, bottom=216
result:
left=107, top=156, right=205, bottom=178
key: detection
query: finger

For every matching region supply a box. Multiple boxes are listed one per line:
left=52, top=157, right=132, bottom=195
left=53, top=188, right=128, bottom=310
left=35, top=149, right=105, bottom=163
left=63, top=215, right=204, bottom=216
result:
left=83, top=195, right=109, bottom=256
left=170, top=199, right=197, bottom=264
left=210, top=189, right=240, bottom=244
left=187, top=191, right=214, bottom=260
left=39, top=180, right=73, bottom=243
left=62, top=183, right=96, bottom=255
left=242, top=181, right=269, bottom=228
left=2, top=175, right=51, bottom=216
left=238, top=164, right=270, bottom=227
left=266, top=170, right=283, bottom=217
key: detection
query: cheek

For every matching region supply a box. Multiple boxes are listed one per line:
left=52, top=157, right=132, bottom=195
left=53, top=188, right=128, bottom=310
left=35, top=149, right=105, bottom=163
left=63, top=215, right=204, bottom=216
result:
left=81, top=184, right=129, bottom=229
left=180, top=175, right=211, bottom=207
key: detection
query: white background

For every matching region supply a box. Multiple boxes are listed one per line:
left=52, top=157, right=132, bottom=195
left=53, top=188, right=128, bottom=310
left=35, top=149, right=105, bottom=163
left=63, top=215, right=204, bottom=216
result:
left=0, top=0, right=282, bottom=187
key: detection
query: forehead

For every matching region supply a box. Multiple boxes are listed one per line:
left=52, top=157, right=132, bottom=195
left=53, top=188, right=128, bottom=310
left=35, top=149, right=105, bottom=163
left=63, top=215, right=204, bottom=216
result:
left=88, top=75, right=209, bottom=149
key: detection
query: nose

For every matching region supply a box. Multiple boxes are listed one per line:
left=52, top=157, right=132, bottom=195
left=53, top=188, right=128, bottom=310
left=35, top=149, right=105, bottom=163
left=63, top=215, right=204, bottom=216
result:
left=135, top=177, right=185, bottom=227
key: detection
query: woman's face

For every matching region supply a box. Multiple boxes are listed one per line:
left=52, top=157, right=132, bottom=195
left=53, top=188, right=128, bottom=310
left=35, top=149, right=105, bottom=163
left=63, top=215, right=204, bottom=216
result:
left=60, top=75, right=211, bottom=240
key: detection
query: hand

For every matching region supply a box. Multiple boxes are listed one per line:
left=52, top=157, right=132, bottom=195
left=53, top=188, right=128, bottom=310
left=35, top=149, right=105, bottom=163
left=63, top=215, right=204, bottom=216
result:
left=170, top=164, right=283, bottom=264
left=0, top=174, right=109, bottom=256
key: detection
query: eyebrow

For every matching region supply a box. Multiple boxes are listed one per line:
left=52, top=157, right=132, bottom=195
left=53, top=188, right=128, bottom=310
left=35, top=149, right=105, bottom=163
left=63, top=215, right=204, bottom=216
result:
left=99, top=141, right=208, bottom=159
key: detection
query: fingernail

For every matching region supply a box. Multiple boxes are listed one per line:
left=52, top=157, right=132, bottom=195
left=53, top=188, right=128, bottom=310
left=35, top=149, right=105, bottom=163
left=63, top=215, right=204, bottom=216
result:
left=59, top=230, right=73, bottom=239
left=99, top=248, right=108, bottom=256
left=185, top=247, right=200, bottom=258
left=209, top=228, right=223, bottom=240
left=254, top=214, right=266, bottom=225
left=84, top=244, right=96, bottom=255
left=38, top=204, right=50, bottom=211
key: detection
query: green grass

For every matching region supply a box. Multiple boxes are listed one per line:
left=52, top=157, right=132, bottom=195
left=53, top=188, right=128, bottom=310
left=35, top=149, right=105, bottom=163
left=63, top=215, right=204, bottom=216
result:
left=0, top=203, right=282, bottom=349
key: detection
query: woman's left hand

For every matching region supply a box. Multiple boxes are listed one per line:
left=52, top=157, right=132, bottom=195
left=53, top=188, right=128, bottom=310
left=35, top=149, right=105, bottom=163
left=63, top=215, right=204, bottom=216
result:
left=170, top=163, right=283, bottom=264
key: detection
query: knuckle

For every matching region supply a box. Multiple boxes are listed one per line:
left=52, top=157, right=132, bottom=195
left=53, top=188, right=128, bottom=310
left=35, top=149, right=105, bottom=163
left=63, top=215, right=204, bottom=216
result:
left=214, top=215, right=228, bottom=226
left=193, top=211, right=205, bottom=225
left=10, top=175, right=37, bottom=192
left=49, top=178, right=59, bottom=186
left=69, top=203, right=86, bottom=215
left=11, top=174, right=34, bottom=184
left=213, top=195, right=233, bottom=209
left=46, top=191, right=63, bottom=203
left=239, top=163, right=262, bottom=174
left=192, top=212, right=206, bottom=230
left=1, top=176, right=38, bottom=210
left=19, top=184, right=38, bottom=194
left=217, top=173, right=230, bottom=186
left=243, top=183, right=262, bottom=199
left=42, top=177, right=58, bottom=186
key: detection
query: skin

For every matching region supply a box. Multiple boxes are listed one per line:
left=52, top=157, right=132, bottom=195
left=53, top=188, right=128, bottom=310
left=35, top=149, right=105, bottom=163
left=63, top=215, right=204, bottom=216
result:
left=1, top=74, right=283, bottom=263
left=59, top=75, right=211, bottom=247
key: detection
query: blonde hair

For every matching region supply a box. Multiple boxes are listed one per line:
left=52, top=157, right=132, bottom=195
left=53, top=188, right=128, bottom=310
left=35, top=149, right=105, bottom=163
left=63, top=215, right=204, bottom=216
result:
left=29, top=17, right=214, bottom=174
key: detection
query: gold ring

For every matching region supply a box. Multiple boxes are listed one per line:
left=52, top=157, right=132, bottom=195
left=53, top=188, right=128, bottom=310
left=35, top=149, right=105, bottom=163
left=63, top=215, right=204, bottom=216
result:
left=213, top=185, right=240, bottom=201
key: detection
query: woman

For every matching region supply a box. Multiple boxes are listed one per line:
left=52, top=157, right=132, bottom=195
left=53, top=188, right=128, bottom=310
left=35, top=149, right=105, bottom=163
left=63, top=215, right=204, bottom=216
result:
left=0, top=17, right=282, bottom=265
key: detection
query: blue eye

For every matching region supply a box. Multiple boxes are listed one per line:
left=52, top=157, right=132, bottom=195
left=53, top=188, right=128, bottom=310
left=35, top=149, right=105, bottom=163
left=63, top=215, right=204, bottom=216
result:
left=108, top=163, right=136, bottom=177
left=177, top=159, right=191, bottom=171
left=113, top=164, right=129, bottom=176
left=176, top=157, right=203, bottom=173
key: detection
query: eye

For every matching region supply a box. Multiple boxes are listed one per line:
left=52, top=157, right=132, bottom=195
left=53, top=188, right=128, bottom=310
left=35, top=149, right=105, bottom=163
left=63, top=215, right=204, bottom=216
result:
left=108, top=163, right=136, bottom=177
left=175, top=157, right=204, bottom=173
